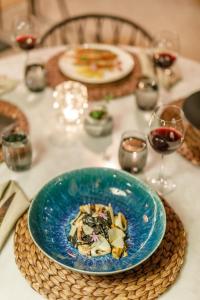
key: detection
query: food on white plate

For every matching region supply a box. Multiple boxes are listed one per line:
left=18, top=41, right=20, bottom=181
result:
left=68, top=203, right=128, bottom=259
left=64, top=47, right=122, bottom=79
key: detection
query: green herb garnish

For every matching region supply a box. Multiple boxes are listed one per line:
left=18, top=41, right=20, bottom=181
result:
left=80, top=56, right=88, bottom=61
left=90, top=110, right=106, bottom=120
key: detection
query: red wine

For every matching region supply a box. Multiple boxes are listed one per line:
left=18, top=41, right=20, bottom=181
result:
left=148, top=127, right=183, bottom=154
left=16, top=34, right=37, bottom=50
left=153, top=52, right=176, bottom=69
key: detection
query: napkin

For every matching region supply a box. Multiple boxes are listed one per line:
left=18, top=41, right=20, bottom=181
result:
left=0, top=75, right=18, bottom=96
left=0, top=180, right=30, bottom=251
left=136, top=49, right=182, bottom=89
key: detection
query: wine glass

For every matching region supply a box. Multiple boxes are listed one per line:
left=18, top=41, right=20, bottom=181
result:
left=13, top=15, right=38, bottom=54
left=147, top=104, right=185, bottom=195
left=152, top=30, right=180, bottom=101
left=13, top=15, right=47, bottom=93
left=13, top=15, right=39, bottom=77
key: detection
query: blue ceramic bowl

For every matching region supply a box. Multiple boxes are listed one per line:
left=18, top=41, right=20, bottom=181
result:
left=28, top=167, right=166, bottom=275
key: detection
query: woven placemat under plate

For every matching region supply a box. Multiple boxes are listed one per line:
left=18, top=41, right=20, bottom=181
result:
left=169, top=99, right=200, bottom=166
left=14, top=198, right=187, bottom=300
left=45, top=52, right=141, bottom=101
left=0, top=100, right=29, bottom=162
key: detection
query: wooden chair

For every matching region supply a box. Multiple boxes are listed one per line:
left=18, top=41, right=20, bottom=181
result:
left=40, top=13, right=153, bottom=47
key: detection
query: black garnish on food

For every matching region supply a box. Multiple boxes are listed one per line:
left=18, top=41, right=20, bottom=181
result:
left=82, top=214, right=96, bottom=227
left=81, top=234, right=92, bottom=244
left=68, top=231, right=78, bottom=247
left=90, top=204, right=96, bottom=212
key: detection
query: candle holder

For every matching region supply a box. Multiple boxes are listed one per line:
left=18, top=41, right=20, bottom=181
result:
left=53, top=81, right=88, bottom=133
left=118, top=130, right=147, bottom=174
left=84, top=104, right=113, bottom=137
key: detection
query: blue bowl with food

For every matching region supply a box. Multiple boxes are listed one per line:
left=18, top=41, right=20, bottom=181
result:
left=28, top=167, right=166, bottom=275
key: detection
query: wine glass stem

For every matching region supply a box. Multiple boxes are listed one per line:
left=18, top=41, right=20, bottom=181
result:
left=25, top=51, right=30, bottom=68
left=158, top=154, right=165, bottom=183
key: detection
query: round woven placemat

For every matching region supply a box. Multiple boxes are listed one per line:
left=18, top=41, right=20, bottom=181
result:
left=45, top=52, right=141, bottom=101
left=170, top=99, right=200, bottom=166
left=14, top=198, right=187, bottom=300
left=0, top=100, right=29, bottom=162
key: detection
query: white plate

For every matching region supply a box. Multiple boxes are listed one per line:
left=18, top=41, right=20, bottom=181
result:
left=58, top=44, right=134, bottom=84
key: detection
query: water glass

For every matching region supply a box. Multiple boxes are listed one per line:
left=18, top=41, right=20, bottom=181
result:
left=25, top=63, right=46, bottom=92
left=118, top=130, right=147, bottom=174
left=2, top=130, right=32, bottom=171
left=135, top=76, right=159, bottom=111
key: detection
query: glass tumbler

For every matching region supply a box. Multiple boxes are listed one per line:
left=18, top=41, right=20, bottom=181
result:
left=135, top=76, right=159, bottom=111
left=118, top=130, right=148, bottom=174
left=2, top=130, right=32, bottom=171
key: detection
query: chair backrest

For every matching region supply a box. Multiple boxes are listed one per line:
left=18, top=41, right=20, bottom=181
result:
left=40, top=13, right=153, bottom=47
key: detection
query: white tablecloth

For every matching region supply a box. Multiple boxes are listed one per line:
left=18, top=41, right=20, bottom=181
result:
left=0, top=47, right=200, bottom=300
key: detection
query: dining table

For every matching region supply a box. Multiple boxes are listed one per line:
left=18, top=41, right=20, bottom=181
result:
left=0, top=46, right=200, bottom=300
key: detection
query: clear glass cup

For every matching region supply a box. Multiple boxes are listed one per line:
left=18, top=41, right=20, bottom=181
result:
left=135, top=76, right=159, bottom=111
left=118, top=130, right=148, bottom=174
left=2, top=129, right=32, bottom=171
left=25, top=55, right=46, bottom=92
left=147, top=104, right=185, bottom=195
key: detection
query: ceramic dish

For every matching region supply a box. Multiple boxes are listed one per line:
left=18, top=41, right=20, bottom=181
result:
left=183, top=91, right=200, bottom=129
left=58, top=44, right=134, bottom=84
left=28, top=167, right=166, bottom=275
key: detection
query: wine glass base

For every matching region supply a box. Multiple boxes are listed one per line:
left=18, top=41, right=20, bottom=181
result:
left=146, top=176, right=176, bottom=196
left=47, top=124, right=82, bottom=147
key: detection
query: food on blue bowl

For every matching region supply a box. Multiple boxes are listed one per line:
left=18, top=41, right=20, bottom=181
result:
left=68, top=203, right=128, bottom=259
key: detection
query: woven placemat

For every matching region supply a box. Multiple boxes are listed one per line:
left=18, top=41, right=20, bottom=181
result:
left=45, top=52, right=141, bottom=101
left=170, top=99, right=200, bottom=166
left=14, top=198, right=187, bottom=300
left=0, top=100, right=29, bottom=162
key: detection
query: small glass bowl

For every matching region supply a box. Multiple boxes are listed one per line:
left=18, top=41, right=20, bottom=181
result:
left=84, top=105, right=113, bottom=137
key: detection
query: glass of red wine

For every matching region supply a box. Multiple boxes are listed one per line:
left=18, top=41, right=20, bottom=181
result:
left=153, top=30, right=179, bottom=100
left=147, top=104, right=185, bottom=195
left=13, top=15, right=47, bottom=92
left=13, top=15, right=38, bottom=77
left=14, top=15, right=38, bottom=52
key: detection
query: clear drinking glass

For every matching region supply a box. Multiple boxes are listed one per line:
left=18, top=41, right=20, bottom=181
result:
left=25, top=55, right=46, bottom=92
left=2, top=129, right=32, bottom=171
left=118, top=130, right=148, bottom=174
left=147, top=104, right=185, bottom=195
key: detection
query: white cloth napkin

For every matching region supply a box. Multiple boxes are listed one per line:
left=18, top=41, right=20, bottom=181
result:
left=0, top=180, right=30, bottom=251
left=0, top=75, right=18, bottom=96
left=136, top=49, right=182, bottom=89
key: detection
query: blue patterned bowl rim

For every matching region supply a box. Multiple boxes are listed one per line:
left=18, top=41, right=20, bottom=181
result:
left=28, top=167, right=166, bottom=275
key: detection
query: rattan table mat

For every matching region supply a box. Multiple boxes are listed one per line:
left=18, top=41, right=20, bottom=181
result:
left=14, top=198, right=187, bottom=300
left=171, top=99, right=200, bottom=166
left=0, top=100, right=29, bottom=162
left=45, top=52, right=141, bottom=101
